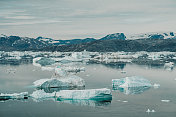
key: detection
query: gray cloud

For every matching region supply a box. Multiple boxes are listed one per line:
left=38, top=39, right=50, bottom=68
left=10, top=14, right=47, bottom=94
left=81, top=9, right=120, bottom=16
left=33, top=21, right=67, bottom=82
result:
left=0, top=0, right=176, bottom=39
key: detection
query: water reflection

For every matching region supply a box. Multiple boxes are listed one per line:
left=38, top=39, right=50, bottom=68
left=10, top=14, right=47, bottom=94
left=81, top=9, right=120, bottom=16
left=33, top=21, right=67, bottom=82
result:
left=112, top=86, right=151, bottom=95
left=57, top=99, right=111, bottom=107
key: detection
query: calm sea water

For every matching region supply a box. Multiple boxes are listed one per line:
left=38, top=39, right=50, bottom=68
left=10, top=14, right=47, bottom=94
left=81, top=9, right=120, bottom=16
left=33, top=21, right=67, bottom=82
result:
left=0, top=62, right=176, bottom=117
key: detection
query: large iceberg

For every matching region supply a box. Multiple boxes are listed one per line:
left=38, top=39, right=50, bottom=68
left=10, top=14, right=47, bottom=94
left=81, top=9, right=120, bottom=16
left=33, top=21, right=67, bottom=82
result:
left=56, top=88, right=112, bottom=101
left=30, top=89, right=111, bottom=107
left=0, top=92, right=28, bottom=101
left=112, top=76, right=152, bottom=88
left=33, top=75, right=85, bottom=88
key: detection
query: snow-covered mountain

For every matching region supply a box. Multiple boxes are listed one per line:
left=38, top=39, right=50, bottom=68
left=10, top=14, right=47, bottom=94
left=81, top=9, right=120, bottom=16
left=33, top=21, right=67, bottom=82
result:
left=126, top=32, right=176, bottom=40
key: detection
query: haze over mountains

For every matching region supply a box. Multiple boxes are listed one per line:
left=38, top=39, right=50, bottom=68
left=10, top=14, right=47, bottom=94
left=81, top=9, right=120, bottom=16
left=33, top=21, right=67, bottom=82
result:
left=0, top=32, right=176, bottom=52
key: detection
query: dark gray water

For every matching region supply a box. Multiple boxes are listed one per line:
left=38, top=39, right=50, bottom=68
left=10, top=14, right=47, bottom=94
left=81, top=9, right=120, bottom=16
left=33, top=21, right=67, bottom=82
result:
left=0, top=63, right=176, bottom=117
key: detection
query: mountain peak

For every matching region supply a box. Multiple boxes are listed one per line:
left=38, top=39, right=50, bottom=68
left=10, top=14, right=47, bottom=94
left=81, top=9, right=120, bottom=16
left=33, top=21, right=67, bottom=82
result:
left=100, top=33, right=126, bottom=40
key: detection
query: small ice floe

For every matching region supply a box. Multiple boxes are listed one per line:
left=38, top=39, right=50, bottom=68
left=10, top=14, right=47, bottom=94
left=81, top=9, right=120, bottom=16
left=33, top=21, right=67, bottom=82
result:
left=161, top=100, right=170, bottom=102
left=41, top=67, right=55, bottom=71
left=122, top=101, right=128, bottom=103
left=146, top=109, right=156, bottom=113
left=164, top=62, right=174, bottom=70
left=0, top=92, right=28, bottom=101
left=121, top=71, right=126, bottom=74
left=56, top=88, right=112, bottom=101
left=153, top=83, right=160, bottom=89
left=86, top=74, right=90, bottom=77
left=33, top=75, right=85, bottom=88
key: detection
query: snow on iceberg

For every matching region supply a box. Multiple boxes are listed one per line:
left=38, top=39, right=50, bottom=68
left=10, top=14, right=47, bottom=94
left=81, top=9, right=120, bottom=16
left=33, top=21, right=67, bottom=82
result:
left=0, top=92, right=28, bottom=101
left=33, top=75, right=85, bottom=88
left=112, top=76, right=152, bottom=88
left=56, top=88, right=112, bottom=100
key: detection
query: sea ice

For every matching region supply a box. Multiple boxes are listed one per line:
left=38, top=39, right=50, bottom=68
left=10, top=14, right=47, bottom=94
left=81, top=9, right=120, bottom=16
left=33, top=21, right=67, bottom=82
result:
left=161, top=100, right=170, bottom=102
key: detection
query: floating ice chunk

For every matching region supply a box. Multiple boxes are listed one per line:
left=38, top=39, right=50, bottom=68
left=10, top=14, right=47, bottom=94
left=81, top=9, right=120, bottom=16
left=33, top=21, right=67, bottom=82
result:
left=41, top=67, right=55, bottom=71
left=146, top=108, right=155, bottom=113
left=164, top=62, right=174, bottom=70
left=34, top=57, right=55, bottom=66
left=122, top=101, right=128, bottom=103
left=33, top=75, right=85, bottom=88
left=55, top=66, right=67, bottom=77
left=0, top=92, right=28, bottom=101
left=63, top=66, right=85, bottom=73
left=56, top=88, right=112, bottom=100
left=146, top=109, right=150, bottom=113
left=151, top=110, right=155, bottom=112
left=121, top=71, right=126, bottom=74
left=161, top=100, right=170, bottom=102
left=30, top=90, right=55, bottom=102
left=112, top=76, right=152, bottom=88
left=153, top=83, right=160, bottom=89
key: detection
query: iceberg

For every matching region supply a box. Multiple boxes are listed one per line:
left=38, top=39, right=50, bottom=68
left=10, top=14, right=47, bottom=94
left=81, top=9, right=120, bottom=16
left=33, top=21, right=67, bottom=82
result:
left=56, top=88, right=112, bottom=101
left=34, top=57, right=55, bottom=66
left=0, top=92, right=28, bottom=101
left=33, top=75, right=85, bottom=88
left=30, top=90, right=111, bottom=107
left=30, top=90, right=55, bottom=102
left=112, top=76, right=152, bottom=88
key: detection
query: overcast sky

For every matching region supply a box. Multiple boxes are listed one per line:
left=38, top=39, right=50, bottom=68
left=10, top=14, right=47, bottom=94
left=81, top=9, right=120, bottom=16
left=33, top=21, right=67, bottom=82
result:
left=0, top=0, right=176, bottom=39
